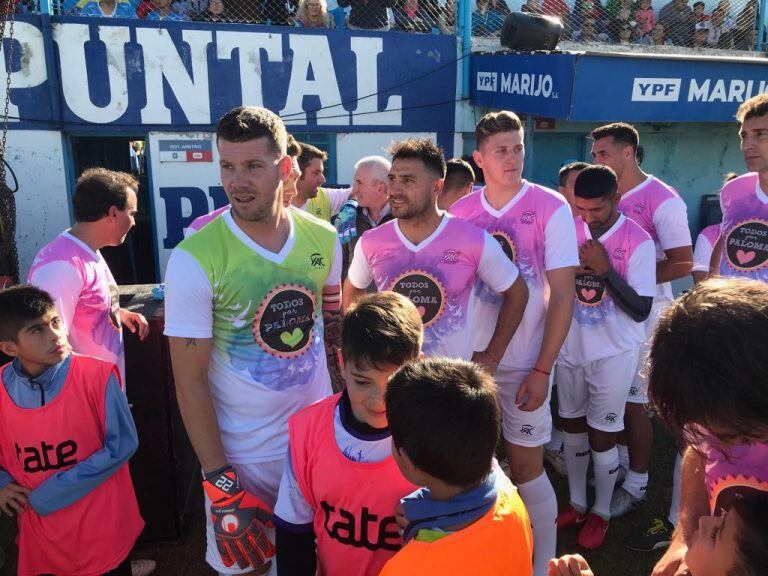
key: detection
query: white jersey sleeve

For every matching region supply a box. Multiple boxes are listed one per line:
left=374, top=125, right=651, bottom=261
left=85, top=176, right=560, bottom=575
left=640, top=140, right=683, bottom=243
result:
left=692, top=232, right=715, bottom=273
left=325, top=236, right=343, bottom=287
left=654, top=198, right=692, bottom=251
left=627, top=239, right=658, bottom=298
left=544, top=204, right=580, bottom=270
left=163, top=248, right=214, bottom=338
left=28, top=261, right=83, bottom=333
left=477, top=231, right=520, bottom=293
left=326, top=187, right=354, bottom=216
left=346, top=238, right=374, bottom=290
left=273, top=448, right=315, bottom=527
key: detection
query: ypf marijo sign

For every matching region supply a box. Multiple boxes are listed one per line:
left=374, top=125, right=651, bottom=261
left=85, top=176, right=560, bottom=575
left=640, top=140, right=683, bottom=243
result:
left=2, top=16, right=456, bottom=132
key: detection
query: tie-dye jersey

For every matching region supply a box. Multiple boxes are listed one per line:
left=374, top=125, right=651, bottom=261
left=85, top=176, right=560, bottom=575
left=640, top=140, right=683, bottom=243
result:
left=450, top=182, right=579, bottom=370
left=692, top=224, right=721, bottom=273
left=617, top=176, right=692, bottom=301
left=185, top=205, right=230, bottom=236
left=355, top=216, right=489, bottom=360
left=718, top=173, right=768, bottom=282
left=28, top=232, right=125, bottom=386
left=700, top=435, right=768, bottom=515
left=559, top=215, right=656, bottom=367
left=169, top=210, right=336, bottom=462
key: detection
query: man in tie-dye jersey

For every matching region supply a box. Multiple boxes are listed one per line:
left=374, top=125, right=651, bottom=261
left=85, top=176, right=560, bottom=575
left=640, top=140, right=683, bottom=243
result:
left=164, top=107, right=343, bottom=575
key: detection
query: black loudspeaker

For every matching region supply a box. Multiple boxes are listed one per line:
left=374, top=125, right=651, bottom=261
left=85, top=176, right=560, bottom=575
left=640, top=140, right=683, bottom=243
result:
left=700, top=193, right=723, bottom=228
left=500, top=12, right=563, bottom=51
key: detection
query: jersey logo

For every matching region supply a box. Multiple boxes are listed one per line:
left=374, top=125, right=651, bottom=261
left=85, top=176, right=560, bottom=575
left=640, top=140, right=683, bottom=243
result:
left=724, top=219, right=768, bottom=272
left=521, top=211, right=536, bottom=224
left=520, top=424, right=535, bottom=436
left=310, top=252, right=326, bottom=269
left=605, top=412, right=618, bottom=423
left=253, top=284, right=316, bottom=359
left=389, top=269, right=446, bottom=328
left=320, top=501, right=401, bottom=551
left=613, top=248, right=627, bottom=260
left=442, top=249, right=460, bottom=264
left=633, top=202, right=646, bottom=214
left=575, top=273, right=605, bottom=307
left=15, top=440, right=78, bottom=473
left=491, top=230, right=517, bottom=264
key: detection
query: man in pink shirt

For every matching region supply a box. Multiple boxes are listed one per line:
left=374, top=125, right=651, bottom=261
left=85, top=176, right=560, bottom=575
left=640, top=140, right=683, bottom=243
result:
left=344, top=137, right=529, bottom=366
left=711, top=94, right=768, bottom=282
left=450, top=111, right=578, bottom=576
left=28, top=168, right=149, bottom=385
left=590, top=123, right=692, bottom=524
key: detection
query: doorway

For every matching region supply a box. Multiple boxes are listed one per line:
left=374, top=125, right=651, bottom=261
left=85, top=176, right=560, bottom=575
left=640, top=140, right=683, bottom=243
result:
left=70, top=135, right=157, bottom=284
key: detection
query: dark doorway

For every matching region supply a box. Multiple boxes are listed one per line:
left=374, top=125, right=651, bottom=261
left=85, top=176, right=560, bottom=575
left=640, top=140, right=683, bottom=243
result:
left=70, top=136, right=157, bottom=284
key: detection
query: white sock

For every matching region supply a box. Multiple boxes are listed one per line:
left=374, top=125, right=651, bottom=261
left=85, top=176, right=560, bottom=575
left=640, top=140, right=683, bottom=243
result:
left=563, top=432, right=590, bottom=512
left=545, top=427, right=565, bottom=452
left=668, top=452, right=682, bottom=526
left=591, top=446, right=620, bottom=520
left=617, top=443, right=630, bottom=471
left=518, top=471, right=558, bottom=576
left=622, top=470, right=649, bottom=500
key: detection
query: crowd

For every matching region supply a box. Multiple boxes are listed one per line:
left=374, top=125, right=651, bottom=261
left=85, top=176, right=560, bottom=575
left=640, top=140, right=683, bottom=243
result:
left=1, top=94, right=768, bottom=576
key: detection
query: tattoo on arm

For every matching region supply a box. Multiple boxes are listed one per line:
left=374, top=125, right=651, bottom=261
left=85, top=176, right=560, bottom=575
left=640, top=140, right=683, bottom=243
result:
left=323, top=310, right=344, bottom=392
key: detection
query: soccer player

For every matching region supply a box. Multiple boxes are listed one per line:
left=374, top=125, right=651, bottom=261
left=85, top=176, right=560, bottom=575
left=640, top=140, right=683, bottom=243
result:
left=450, top=111, right=578, bottom=576
left=710, top=94, right=768, bottom=282
left=555, top=166, right=656, bottom=549
left=344, top=138, right=528, bottom=366
left=557, top=161, right=590, bottom=211
left=293, top=143, right=352, bottom=222
left=590, top=122, right=692, bottom=520
left=437, top=158, right=475, bottom=211
left=163, top=106, right=343, bottom=574
left=274, top=292, right=422, bottom=576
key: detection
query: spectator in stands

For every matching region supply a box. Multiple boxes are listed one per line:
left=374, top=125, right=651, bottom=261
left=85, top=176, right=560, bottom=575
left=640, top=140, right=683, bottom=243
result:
left=521, top=0, right=542, bottom=13
left=658, top=0, right=695, bottom=45
left=146, top=0, right=187, bottom=18
left=634, top=0, right=656, bottom=36
left=296, top=0, right=335, bottom=26
left=573, top=16, right=610, bottom=41
left=611, top=19, right=635, bottom=42
left=393, top=0, right=436, bottom=32
left=194, top=0, right=232, bottom=20
left=650, top=20, right=674, bottom=43
left=489, top=0, right=511, bottom=16
left=78, top=0, right=136, bottom=17
left=734, top=0, right=758, bottom=49
left=570, top=0, right=607, bottom=39
left=438, top=158, right=475, bottom=211
left=693, top=20, right=709, bottom=45
left=338, top=0, right=394, bottom=29
left=605, top=0, right=633, bottom=20
left=704, top=7, right=734, bottom=47
left=542, top=0, right=570, bottom=22
left=693, top=0, right=707, bottom=22
left=472, top=0, right=505, bottom=36
left=265, top=0, right=298, bottom=25
left=438, top=0, right=455, bottom=34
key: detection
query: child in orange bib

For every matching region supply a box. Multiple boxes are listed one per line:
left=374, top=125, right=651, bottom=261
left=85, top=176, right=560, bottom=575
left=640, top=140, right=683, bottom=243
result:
left=0, top=286, right=143, bottom=576
left=382, top=358, right=534, bottom=576
left=273, top=292, right=423, bottom=575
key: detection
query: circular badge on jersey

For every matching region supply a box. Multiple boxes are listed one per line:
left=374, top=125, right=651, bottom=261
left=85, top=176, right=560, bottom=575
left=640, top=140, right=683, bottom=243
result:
left=491, top=230, right=517, bottom=263
left=390, top=270, right=446, bottom=328
left=575, top=273, right=605, bottom=307
left=724, top=219, right=768, bottom=272
left=253, top=284, right=316, bottom=359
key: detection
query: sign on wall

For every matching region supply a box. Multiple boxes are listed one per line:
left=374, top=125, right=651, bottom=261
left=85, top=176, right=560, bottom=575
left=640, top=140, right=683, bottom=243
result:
left=3, top=16, right=457, bottom=133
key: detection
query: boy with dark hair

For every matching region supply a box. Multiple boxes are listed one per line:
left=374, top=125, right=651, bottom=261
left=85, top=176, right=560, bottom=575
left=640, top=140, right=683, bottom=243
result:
left=555, top=165, right=655, bottom=548
left=273, top=292, right=423, bottom=575
left=0, top=285, right=143, bottom=576
left=381, top=357, right=533, bottom=575
left=557, top=161, right=590, bottom=210
left=438, top=158, right=475, bottom=211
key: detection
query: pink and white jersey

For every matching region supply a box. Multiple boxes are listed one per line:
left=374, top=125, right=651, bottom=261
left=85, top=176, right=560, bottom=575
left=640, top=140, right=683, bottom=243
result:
left=692, top=224, right=721, bottom=274
left=347, top=215, right=519, bottom=359
left=28, top=232, right=125, bottom=385
left=450, top=182, right=579, bottom=370
left=718, top=173, right=768, bottom=281
left=559, top=214, right=656, bottom=367
left=185, top=204, right=230, bottom=237
left=699, top=434, right=768, bottom=515
left=618, top=176, right=692, bottom=301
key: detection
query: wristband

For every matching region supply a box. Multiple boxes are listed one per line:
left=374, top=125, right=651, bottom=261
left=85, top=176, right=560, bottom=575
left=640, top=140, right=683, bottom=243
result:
left=532, top=367, right=551, bottom=377
left=204, top=464, right=233, bottom=481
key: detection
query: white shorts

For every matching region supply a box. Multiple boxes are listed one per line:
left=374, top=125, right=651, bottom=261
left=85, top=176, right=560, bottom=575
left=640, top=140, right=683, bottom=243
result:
left=497, top=367, right=553, bottom=448
left=629, top=299, right=671, bottom=404
left=204, top=459, right=284, bottom=575
left=556, top=348, right=640, bottom=433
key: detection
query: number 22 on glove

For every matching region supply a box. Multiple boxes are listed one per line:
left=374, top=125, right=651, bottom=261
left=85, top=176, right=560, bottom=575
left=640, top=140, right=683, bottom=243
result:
left=203, top=467, right=276, bottom=572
